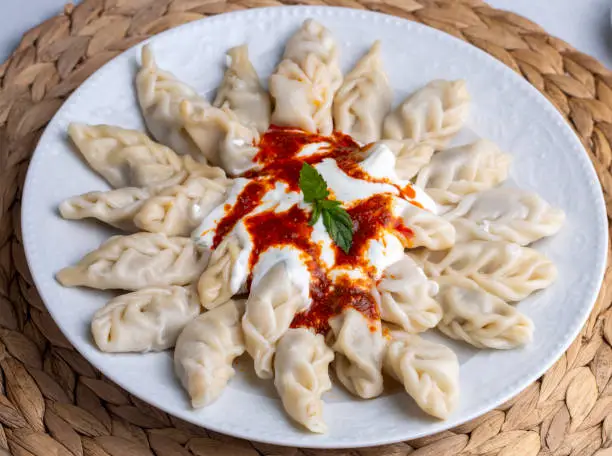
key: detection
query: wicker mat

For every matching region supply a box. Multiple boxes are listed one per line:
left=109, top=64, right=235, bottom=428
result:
left=0, top=0, right=611, bottom=455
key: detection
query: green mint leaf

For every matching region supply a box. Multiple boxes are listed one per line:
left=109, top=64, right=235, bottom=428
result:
left=309, top=200, right=322, bottom=226
left=322, top=204, right=353, bottom=254
left=299, top=163, right=329, bottom=203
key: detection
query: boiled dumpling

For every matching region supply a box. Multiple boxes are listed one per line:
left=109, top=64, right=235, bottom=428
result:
left=378, top=256, right=442, bottom=333
left=274, top=328, right=334, bottom=433
left=384, top=331, right=459, bottom=419
left=213, top=44, right=271, bottom=133
left=395, top=199, right=456, bottom=250
left=270, top=19, right=342, bottom=135
left=411, top=240, right=557, bottom=301
left=136, top=45, right=203, bottom=158
left=91, top=285, right=200, bottom=353
left=376, top=139, right=434, bottom=180
left=56, top=233, right=209, bottom=290
left=414, top=139, right=511, bottom=206
left=59, top=187, right=151, bottom=231
left=134, top=175, right=230, bottom=237
left=329, top=307, right=386, bottom=399
left=383, top=80, right=470, bottom=148
left=180, top=99, right=260, bottom=176
left=333, top=41, right=392, bottom=144
left=443, top=187, right=565, bottom=245
left=198, top=235, right=242, bottom=309
left=242, top=262, right=309, bottom=379
left=174, top=299, right=245, bottom=407
left=68, top=123, right=184, bottom=188
left=434, top=275, right=534, bottom=349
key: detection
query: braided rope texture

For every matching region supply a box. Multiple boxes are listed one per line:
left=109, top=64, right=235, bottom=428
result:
left=1, top=0, right=612, bottom=455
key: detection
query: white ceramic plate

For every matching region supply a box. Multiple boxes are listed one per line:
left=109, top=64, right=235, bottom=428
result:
left=22, top=6, right=607, bottom=448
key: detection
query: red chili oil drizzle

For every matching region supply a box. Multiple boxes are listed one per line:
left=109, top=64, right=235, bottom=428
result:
left=211, top=127, right=419, bottom=333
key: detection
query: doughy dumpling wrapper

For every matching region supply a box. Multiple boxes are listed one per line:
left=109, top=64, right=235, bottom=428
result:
left=213, top=44, right=271, bottom=133
left=396, top=201, right=456, bottom=250
left=68, top=123, right=184, bottom=189
left=180, top=99, right=260, bottom=176
left=443, top=187, right=565, bottom=245
left=378, top=256, right=442, bottom=333
left=435, top=275, right=534, bottom=349
left=56, top=233, right=209, bottom=291
left=329, top=307, right=386, bottom=399
left=274, top=328, right=334, bottom=434
left=410, top=241, right=557, bottom=302
left=270, top=19, right=342, bottom=135
left=92, top=285, right=200, bottom=353
left=136, top=45, right=203, bottom=158
left=174, top=299, right=245, bottom=408
left=333, top=41, right=392, bottom=144
left=383, top=80, right=470, bottom=148
left=198, top=235, right=242, bottom=309
left=134, top=175, right=229, bottom=237
left=243, top=262, right=309, bottom=379
left=376, top=139, right=434, bottom=180
left=384, top=331, right=460, bottom=419
left=415, top=139, right=511, bottom=206
left=59, top=187, right=151, bottom=231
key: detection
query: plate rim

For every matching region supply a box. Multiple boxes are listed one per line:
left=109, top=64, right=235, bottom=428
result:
left=21, top=5, right=609, bottom=448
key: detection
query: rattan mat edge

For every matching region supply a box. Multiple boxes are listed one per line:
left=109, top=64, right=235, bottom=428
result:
left=1, top=0, right=611, bottom=455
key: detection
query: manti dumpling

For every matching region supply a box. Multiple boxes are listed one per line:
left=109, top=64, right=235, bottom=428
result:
left=91, top=285, right=201, bottom=353
left=383, top=80, right=470, bottom=148
left=435, top=275, right=534, bottom=349
left=213, top=45, right=271, bottom=133
left=269, top=19, right=342, bottom=135
left=333, top=41, right=392, bottom=144
left=274, top=328, right=334, bottom=433
left=242, top=262, right=309, bottom=379
left=411, top=241, right=557, bottom=301
left=68, top=123, right=184, bottom=188
left=198, top=235, right=242, bottom=309
left=59, top=187, right=151, bottom=231
left=443, top=187, right=565, bottom=245
left=378, top=256, right=442, bottom=333
left=377, top=139, right=435, bottom=180
left=56, top=233, right=209, bottom=290
left=395, top=199, right=456, bottom=250
left=136, top=45, right=203, bottom=158
left=180, top=99, right=260, bottom=176
left=415, top=139, right=512, bottom=206
left=384, top=331, right=459, bottom=419
left=134, top=175, right=230, bottom=237
left=329, top=307, right=386, bottom=399
left=174, top=299, right=245, bottom=408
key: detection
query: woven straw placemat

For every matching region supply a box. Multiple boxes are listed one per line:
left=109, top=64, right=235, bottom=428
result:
left=1, top=0, right=611, bottom=455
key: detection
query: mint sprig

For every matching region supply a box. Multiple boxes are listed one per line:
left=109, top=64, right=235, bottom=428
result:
left=299, top=163, right=353, bottom=254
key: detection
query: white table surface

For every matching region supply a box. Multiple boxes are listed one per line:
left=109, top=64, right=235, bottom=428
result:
left=2, top=0, right=612, bottom=68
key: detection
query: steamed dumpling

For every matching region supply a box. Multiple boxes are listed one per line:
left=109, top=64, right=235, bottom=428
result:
left=198, top=235, right=242, bottom=309
left=242, top=262, right=309, bottom=379
left=329, top=307, right=386, bottom=399
left=56, top=233, right=209, bottom=290
left=384, top=331, right=459, bottom=419
left=269, top=19, right=342, bottom=135
left=378, top=255, right=442, bottom=333
left=377, top=139, right=434, bottom=180
left=68, top=123, right=184, bottom=188
left=333, top=41, right=392, bottom=144
left=434, top=275, right=534, bottom=349
left=91, top=285, right=201, bottom=353
left=174, top=299, right=245, bottom=407
left=274, top=328, right=334, bottom=433
left=383, top=79, right=470, bottom=148
left=213, top=45, right=271, bottom=133
left=415, top=139, right=511, bottom=206
left=136, top=45, right=204, bottom=158
left=395, top=199, right=456, bottom=250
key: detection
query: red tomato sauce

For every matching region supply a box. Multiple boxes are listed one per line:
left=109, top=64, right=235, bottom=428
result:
left=211, top=127, right=418, bottom=334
